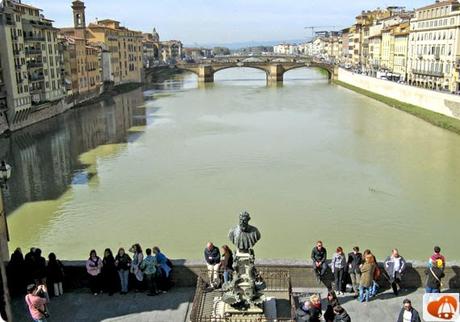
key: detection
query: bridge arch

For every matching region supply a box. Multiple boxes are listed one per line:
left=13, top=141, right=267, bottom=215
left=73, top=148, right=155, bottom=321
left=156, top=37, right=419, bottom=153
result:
left=282, top=64, right=333, bottom=79
left=212, top=65, right=270, bottom=77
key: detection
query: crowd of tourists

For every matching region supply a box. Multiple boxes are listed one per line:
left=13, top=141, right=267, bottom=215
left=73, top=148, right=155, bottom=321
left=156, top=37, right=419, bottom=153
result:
left=7, top=243, right=173, bottom=322
left=8, top=241, right=448, bottom=322
left=204, top=241, right=447, bottom=322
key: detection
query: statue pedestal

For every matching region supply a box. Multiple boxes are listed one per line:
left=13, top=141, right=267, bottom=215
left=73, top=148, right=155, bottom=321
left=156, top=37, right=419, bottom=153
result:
left=190, top=268, right=293, bottom=321
left=224, top=303, right=264, bottom=315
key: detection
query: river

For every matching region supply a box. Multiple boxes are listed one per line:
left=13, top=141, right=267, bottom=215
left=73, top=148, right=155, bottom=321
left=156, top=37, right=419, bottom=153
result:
left=2, top=68, right=460, bottom=261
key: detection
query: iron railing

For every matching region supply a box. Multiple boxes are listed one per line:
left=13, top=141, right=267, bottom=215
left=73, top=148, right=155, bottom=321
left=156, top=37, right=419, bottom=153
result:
left=190, top=269, right=296, bottom=322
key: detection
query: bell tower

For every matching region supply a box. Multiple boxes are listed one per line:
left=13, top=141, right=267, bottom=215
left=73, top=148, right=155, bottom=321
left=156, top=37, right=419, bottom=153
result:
left=72, top=0, right=86, bottom=39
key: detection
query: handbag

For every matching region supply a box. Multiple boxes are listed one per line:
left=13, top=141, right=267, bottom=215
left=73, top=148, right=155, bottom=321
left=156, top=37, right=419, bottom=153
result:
left=430, top=267, right=443, bottom=288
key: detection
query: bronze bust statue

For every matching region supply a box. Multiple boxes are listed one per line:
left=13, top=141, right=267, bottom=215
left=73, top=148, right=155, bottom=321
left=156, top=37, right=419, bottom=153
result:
left=228, top=211, right=261, bottom=252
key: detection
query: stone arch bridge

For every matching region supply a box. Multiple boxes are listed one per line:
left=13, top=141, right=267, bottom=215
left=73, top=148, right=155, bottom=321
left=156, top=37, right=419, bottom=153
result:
left=145, top=58, right=337, bottom=84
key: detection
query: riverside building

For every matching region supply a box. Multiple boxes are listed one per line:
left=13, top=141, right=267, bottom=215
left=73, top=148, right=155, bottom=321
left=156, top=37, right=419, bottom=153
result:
left=0, top=0, right=64, bottom=127
left=407, top=0, right=460, bottom=91
left=59, top=1, right=101, bottom=96
left=61, top=1, right=143, bottom=86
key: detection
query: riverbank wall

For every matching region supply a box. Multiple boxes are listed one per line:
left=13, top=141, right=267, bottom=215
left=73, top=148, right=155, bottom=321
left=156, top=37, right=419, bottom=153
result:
left=1, top=83, right=142, bottom=136
left=21, top=260, right=460, bottom=292
left=335, top=68, right=460, bottom=134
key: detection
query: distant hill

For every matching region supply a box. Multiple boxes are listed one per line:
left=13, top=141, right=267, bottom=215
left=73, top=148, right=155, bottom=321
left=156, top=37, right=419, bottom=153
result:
left=184, top=39, right=312, bottom=50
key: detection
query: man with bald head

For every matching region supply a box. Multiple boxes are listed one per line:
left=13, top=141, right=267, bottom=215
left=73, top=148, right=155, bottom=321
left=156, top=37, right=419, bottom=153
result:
left=204, top=242, right=221, bottom=289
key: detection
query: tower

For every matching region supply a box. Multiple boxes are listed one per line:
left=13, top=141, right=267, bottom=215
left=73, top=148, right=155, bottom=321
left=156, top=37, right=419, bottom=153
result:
left=152, top=27, right=160, bottom=42
left=72, top=0, right=86, bottom=39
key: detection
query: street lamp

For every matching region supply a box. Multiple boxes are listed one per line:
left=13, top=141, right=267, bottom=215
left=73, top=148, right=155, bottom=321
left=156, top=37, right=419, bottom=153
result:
left=0, top=160, right=12, bottom=322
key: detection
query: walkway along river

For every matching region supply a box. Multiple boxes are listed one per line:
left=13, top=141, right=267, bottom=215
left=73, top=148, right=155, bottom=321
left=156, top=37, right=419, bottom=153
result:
left=1, top=68, right=460, bottom=261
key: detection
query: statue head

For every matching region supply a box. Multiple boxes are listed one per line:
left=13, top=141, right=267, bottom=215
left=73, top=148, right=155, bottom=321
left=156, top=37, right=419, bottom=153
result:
left=239, top=211, right=251, bottom=232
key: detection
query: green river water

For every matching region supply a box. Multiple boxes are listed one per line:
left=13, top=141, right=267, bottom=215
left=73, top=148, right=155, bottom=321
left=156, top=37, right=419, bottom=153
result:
left=2, top=68, right=460, bottom=261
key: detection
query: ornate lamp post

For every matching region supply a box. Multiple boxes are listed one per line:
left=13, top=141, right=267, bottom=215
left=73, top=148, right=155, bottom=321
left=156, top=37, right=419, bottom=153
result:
left=0, top=160, right=12, bottom=321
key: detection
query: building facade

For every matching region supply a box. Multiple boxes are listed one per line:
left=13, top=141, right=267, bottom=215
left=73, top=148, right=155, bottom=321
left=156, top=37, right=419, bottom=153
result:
left=142, top=29, right=160, bottom=67
left=408, top=0, right=460, bottom=91
left=0, top=0, right=64, bottom=126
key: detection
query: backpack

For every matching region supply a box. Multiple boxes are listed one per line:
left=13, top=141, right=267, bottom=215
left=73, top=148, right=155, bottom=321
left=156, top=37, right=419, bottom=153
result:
left=374, top=265, right=381, bottom=280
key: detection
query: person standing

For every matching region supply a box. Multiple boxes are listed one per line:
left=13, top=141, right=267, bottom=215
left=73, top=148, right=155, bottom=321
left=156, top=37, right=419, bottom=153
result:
left=430, top=246, right=445, bottom=271
left=359, top=254, right=376, bottom=302
left=425, top=259, right=445, bottom=293
left=24, top=248, right=37, bottom=285
left=363, top=249, right=380, bottom=297
left=115, top=248, right=131, bottom=294
left=347, top=246, right=362, bottom=297
left=384, top=249, right=406, bottom=296
left=34, top=249, right=47, bottom=285
left=129, top=243, right=144, bottom=291
left=25, top=284, right=49, bottom=322
left=153, top=246, right=172, bottom=292
left=311, top=241, right=327, bottom=282
left=332, top=247, right=346, bottom=295
left=102, top=248, right=119, bottom=296
left=396, top=299, right=421, bottom=322
left=7, top=247, right=25, bottom=296
left=324, top=291, right=339, bottom=322
left=46, top=253, right=64, bottom=297
left=86, top=250, right=103, bottom=295
left=204, top=242, right=221, bottom=288
left=142, top=248, right=159, bottom=296
left=221, top=245, right=234, bottom=284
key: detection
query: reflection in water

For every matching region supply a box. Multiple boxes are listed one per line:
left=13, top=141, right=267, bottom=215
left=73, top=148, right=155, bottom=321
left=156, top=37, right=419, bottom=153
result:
left=0, top=89, right=147, bottom=214
left=2, top=68, right=460, bottom=261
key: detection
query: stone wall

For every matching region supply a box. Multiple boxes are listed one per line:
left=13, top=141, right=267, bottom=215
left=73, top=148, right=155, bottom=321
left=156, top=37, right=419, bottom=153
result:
left=40, top=260, right=460, bottom=292
left=337, top=68, right=460, bottom=120
left=4, top=88, right=101, bottom=134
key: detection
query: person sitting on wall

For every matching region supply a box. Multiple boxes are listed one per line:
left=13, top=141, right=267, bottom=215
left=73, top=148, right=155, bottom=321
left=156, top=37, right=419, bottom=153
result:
left=311, top=241, right=328, bottom=282
left=204, top=242, right=221, bottom=289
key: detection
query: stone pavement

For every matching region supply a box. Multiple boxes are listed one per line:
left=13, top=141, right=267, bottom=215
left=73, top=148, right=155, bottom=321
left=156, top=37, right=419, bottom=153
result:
left=12, top=287, right=430, bottom=322
left=293, top=287, right=428, bottom=322
left=12, top=287, right=195, bottom=322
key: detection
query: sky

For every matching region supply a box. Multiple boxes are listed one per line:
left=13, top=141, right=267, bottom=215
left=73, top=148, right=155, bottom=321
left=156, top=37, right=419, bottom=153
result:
left=29, top=0, right=430, bottom=46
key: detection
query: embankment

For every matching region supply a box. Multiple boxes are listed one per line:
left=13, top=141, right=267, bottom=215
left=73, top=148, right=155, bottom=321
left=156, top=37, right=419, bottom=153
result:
left=335, top=68, right=460, bottom=135
left=29, top=260, right=460, bottom=292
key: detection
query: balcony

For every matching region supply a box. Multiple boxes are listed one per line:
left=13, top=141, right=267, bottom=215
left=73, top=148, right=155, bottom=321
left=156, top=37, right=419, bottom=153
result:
left=25, top=48, right=42, bottom=55
left=27, top=61, right=44, bottom=68
left=29, top=75, right=45, bottom=82
left=412, top=69, right=444, bottom=77
left=13, top=49, right=21, bottom=56
left=29, top=86, right=44, bottom=94
left=15, top=64, right=22, bottom=70
left=24, top=35, right=46, bottom=42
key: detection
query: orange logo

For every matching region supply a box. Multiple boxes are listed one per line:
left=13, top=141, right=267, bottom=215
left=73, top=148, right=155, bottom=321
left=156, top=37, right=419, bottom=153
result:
left=426, top=295, right=459, bottom=320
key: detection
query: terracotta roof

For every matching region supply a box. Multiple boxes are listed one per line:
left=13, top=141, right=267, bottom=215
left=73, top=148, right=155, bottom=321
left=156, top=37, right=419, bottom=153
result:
left=97, top=19, right=120, bottom=24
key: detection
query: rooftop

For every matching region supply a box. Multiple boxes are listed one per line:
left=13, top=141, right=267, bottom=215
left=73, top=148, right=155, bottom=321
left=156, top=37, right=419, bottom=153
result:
left=416, top=0, right=459, bottom=11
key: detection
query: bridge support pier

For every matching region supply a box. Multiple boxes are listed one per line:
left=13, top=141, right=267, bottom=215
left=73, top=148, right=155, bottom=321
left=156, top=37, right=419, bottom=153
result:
left=267, top=64, right=284, bottom=84
left=198, top=65, right=214, bottom=83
